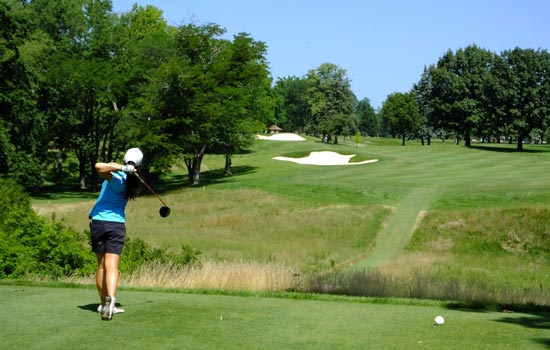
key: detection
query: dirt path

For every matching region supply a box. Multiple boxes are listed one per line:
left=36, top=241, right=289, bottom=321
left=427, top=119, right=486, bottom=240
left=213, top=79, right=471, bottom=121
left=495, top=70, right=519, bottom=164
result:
left=355, top=188, right=437, bottom=269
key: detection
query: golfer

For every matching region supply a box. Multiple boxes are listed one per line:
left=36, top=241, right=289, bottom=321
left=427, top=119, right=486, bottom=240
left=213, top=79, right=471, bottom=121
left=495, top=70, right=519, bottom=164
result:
left=89, top=148, right=143, bottom=320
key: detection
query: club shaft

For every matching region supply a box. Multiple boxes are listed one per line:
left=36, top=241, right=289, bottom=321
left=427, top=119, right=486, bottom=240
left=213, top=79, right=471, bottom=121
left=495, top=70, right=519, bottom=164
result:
left=135, top=173, right=168, bottom=207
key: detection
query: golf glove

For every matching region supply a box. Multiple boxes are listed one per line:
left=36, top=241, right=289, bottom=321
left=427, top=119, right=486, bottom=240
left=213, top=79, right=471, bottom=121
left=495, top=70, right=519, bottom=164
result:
left=121, top=164, right=135, bottom=173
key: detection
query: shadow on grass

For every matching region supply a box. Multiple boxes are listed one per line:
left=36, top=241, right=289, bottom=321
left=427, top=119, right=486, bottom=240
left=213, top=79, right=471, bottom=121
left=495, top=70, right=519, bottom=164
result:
left=152, top=173, right=188, bottom=193
left=78, top=303, right=99, bottom=313
left=78, top=302, right=125, bottom=313
left=496, top=313, right=550, bottom=330
left=33, top=183, right=98, bottom=201
left=33, top=165, right=258, bottom=200
left=136, top=165, right=258, bottom=199
left=446, top=301, right=550, bottom=314
left=496, top=313, right=550, bottom=349
left=534, top=338, right=550, bottom=348
left=446, top=301, right=550, bottom=348
left=470, top=145, right=548, bottom=153
left=445, top=301, right=495, bottom=312
left=196, top=165, right=258, bottom=186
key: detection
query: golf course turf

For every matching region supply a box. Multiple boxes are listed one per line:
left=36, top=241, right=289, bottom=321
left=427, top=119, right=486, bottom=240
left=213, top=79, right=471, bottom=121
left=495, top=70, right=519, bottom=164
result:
left=3, top=284, right=550, bottom=349
left=12, top=135, right=550, bottom=348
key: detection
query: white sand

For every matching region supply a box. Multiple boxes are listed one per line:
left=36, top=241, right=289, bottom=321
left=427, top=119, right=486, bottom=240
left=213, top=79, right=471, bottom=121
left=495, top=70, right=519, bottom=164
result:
left=257, top=133, right=378, bottom=165
left=256, top=133, right=305, bottom=141
left=274, top=151, right=379, bottom=166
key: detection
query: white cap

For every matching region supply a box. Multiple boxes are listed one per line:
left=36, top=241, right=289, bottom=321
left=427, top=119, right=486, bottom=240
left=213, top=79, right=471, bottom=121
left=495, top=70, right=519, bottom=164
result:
left=123, top=148, right=143, bottom=167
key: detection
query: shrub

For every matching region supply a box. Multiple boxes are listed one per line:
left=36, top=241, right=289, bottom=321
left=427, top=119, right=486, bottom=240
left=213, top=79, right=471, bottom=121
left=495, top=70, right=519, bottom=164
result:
left=0, top=179, right=95, bottom=277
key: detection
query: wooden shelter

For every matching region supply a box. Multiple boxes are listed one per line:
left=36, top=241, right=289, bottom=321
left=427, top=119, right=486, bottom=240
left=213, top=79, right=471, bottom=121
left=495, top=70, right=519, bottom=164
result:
left=268, top=125, right=283, bottom=133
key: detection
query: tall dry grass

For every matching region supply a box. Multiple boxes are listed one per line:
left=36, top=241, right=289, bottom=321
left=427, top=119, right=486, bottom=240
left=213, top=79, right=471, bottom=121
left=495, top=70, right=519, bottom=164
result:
left=121, top=260, right=297, bottom=292
left=61, top=260, right=298, bottom=292
left=307, top=263, right=550, bottom=307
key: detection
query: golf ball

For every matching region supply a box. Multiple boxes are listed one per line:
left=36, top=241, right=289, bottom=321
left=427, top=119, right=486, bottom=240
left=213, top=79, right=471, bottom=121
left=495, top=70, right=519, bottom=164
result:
left=434, top=315, right=445, bottom=325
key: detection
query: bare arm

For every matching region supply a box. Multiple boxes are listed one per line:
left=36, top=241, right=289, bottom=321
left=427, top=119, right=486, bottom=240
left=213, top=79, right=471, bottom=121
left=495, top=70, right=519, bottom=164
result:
left=95, top=162, right=125, bottom=180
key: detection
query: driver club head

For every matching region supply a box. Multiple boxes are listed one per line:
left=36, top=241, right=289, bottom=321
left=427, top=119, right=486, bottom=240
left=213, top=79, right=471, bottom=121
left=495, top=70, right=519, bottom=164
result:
left=159, top=206, right=171, bottom=218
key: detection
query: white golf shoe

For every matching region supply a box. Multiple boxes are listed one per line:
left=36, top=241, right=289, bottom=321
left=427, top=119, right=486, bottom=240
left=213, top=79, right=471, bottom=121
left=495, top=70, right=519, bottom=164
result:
left=99, top=296, right=124, bottom=320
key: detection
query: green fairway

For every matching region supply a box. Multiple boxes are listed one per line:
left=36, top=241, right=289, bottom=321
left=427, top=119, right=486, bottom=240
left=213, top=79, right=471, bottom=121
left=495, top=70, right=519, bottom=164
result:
left=3, top=284, right=550, bottom=350
left=240, top=138, right=550, bottom=204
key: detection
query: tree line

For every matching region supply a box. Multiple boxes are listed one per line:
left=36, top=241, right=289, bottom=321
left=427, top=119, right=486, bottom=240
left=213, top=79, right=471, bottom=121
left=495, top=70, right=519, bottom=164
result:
left=1, top=0, right=273, bottom=191
left=2, top=1, right=549, bottom=193
left=276, top=45, right=550, bottom=150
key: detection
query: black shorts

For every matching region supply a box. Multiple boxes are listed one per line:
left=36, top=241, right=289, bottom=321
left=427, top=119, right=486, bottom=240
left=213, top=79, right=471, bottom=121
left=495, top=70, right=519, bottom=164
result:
left=90, top=220, right=126, bottom=255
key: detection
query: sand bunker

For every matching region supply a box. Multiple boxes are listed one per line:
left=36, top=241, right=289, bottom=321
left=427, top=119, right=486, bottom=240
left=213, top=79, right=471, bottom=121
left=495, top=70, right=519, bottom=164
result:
left=257, top=133, right=378, bottom=165
left=274, top=151, right=379, bottom=166
left=256, top=133, right=306, bottom=141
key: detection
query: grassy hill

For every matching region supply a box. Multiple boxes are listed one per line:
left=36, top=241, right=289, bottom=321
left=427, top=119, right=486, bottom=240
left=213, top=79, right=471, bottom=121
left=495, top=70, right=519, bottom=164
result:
left=33, top=135, right=550, bottom=306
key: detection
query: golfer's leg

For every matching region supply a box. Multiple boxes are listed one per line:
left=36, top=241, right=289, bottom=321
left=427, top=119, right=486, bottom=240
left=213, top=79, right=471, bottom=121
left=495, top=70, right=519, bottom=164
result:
left=95, top=253, right=107, bottom=305
left=104, top=253, right=120, bottom=298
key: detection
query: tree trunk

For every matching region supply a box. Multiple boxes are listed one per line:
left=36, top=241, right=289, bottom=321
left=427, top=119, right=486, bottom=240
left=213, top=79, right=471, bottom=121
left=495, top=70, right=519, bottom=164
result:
left=402, top=134, right=406, bottom=146
left=224, top=154, right=232, bottom=176
left=79, top=161, right=87, bottom=190
left=191, top=156, right=202, bottom=185
left=55, top=150, right=64, bottom=184
left=186, top=143, right=207, bottom=185
left=517, top=137, right=524, bottom=151
left=75, top=149, right=89, bottom=190
left=464, top=131, right=471, bottom=147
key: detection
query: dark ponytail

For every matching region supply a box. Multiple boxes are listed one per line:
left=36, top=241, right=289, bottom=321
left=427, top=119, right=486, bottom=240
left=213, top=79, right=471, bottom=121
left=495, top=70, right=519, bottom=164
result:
left=124, top=161, right=140, bottom=200
left=125, top=174, right=140, bottom=200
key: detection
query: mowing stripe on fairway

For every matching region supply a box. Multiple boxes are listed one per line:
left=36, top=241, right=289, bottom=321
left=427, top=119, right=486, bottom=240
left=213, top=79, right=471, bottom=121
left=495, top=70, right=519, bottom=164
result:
left=357, top=187, right=437, bottom=268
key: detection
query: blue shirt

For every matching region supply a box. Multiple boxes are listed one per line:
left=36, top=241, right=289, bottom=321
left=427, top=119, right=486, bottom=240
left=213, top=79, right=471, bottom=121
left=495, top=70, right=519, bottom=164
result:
left=89, top=172, right=128, bottom=223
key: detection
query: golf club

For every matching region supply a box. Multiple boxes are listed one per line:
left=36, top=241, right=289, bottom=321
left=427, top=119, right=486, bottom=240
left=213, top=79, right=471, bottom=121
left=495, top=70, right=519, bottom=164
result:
left=134, top=173, right=171, bottom=218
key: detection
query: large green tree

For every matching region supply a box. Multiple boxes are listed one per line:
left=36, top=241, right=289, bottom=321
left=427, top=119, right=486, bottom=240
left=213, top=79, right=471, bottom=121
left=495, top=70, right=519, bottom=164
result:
left=146, top=23, right=272, bottom=185
left=491, top=48, right=550, bottom=151
left=413, top=66, right=437, bottom=144
left=305, top=63, right=357, bottom=144
left=381, top=92, right=420, bottom=146
left=34, top=0, right=123, bottom=189
left=356, top=98, right=378, bottom=137
left=272, top=76, right=311, bottom=133
left=211, top=33, right=273, bottom=176
left=0, top=0, right=49, bottom=191
left=37, top=1, right=173, bottom=189
left=429, top=45, right=495, bottom=146
left=151, top=23, right=227, bottom=185
left=30, top=0, right=85, bottom=184
left=110, top=4, right=173, bottom=179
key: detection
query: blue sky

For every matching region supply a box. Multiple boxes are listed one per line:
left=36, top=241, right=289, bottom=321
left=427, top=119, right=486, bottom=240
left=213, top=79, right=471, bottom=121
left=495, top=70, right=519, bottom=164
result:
left=111, top=0, right=549, bottom=109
